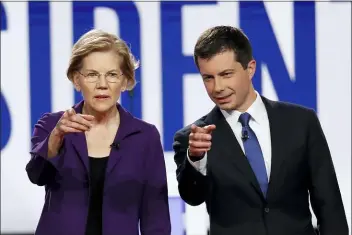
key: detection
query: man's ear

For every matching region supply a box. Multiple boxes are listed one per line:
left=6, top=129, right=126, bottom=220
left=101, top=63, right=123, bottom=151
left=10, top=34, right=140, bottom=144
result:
left=247, top=60, right=256, bottom=81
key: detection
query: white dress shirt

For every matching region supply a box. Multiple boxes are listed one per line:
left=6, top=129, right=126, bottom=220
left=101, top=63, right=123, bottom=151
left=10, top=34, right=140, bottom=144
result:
left=187, top=91, right=272, bottom=179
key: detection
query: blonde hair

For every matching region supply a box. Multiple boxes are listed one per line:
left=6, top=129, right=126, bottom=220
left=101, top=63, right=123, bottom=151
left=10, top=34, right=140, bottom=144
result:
left=66, top=29, right=139, bottom=90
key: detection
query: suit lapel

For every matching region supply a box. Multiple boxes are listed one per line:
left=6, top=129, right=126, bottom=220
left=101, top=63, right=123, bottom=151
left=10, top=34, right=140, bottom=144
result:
left=71, top=132, right=90, bottom=173
left=70, top=101, right=90, bottom=173
left=69, top=101, right=141, bottom=176
left=205, top=107, right=264, bottom=199
left=105, top=104, right=141, bottom=176
left=261, top=97, right=286, bottom=199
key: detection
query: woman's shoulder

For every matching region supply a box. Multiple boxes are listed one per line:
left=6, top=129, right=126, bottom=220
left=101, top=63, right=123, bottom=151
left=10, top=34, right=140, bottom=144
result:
left=38, top=110, right=64, bottom=121
left=35, top=110, right=64, bottom=128
left=130, top=116, right=159, bottom=135
left=120, top=106, right=160, bottom=136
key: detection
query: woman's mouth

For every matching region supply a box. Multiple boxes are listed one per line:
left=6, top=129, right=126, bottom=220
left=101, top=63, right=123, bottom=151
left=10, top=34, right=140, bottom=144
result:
left=94, top=95, right=110, bottom=100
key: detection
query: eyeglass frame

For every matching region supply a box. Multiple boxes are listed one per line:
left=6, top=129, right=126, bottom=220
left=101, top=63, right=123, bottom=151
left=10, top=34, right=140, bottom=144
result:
left=77, top=70, right=124, bottom=83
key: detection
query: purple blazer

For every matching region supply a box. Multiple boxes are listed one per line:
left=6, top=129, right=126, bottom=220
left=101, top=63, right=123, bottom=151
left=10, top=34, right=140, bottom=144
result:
left=26, top=101, right=171, bottom=235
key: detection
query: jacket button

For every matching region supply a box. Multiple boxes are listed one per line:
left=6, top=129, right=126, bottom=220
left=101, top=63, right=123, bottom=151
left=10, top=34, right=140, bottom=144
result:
left=264, top=207, right=269, bottom=213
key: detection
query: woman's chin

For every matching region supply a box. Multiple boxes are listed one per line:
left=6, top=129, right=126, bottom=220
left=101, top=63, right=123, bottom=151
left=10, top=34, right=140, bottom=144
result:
left=90, top=102, right=116, bottom=113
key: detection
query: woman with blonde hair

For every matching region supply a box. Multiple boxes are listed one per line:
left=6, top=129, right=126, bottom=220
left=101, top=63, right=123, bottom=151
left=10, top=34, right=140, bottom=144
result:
left=26, top=29, right=171, bottom=235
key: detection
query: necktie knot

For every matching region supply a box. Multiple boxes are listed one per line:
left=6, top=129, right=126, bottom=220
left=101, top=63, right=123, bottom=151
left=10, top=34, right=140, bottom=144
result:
left=239, top=112, right=251, bottom=127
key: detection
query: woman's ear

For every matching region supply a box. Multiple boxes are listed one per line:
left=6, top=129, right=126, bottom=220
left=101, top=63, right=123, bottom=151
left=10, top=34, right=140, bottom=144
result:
left=72, top=73, right=81, bottom=92
left=121, top=78, right=128, bottom=92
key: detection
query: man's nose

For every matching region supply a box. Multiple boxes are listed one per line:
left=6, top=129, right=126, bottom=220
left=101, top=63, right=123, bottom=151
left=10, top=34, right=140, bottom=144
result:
left=214, top=77, right=225, bottom=92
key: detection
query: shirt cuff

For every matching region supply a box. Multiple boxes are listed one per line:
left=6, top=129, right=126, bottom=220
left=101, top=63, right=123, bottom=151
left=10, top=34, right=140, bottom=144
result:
left=186, top=148, right=207, bottom=176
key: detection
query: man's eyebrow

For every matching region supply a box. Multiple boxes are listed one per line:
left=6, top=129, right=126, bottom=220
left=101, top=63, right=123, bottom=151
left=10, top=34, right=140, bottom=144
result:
left=201, top=73, right=214, bottom=79
left=201, top=69, right=235, bottom=78
left=218, top=69, right=235, bottom=75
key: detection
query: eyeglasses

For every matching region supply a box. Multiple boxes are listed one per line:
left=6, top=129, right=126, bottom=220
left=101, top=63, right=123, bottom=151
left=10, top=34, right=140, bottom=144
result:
left=78, top=71, right=124, bottom=83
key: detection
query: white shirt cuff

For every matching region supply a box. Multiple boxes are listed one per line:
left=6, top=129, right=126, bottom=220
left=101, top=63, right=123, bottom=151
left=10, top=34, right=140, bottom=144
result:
left=186, top=148, right=207, bottom=176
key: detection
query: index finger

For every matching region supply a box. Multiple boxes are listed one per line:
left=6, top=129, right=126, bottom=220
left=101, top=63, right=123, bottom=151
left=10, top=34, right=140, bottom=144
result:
left=67, top=108, right=76, bottom=116
left=72, top=114, right=93, bottom=128
left=204, top=124, right=216, bottom=133
left=79, top=114, right=95, bottom=121
left=191, top=124, right=208, bottom=134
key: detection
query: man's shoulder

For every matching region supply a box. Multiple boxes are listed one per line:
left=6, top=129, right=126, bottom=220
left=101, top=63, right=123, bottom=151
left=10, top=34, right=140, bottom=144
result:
left=263, top=97, right=319, bottom=128
left=265, top=97, right=316, bottom=117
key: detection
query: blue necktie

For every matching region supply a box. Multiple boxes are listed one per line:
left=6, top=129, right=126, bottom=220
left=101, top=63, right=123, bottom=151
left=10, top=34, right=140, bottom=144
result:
left=239, top=112, right=268, bottom=197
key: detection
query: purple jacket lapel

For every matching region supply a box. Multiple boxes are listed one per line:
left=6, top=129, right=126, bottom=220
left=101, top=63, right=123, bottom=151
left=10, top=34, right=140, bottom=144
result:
left=106, top=104, right=141, bottom=176
left=69, top=101, right=142, bottom=176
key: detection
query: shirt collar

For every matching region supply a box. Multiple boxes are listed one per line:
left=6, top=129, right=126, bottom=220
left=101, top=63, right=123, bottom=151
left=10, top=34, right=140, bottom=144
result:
left=220, top=91, right=267, bottom=125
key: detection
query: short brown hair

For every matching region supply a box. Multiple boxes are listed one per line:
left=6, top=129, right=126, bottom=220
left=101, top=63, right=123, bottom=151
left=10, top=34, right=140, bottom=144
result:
left=194, top=26, right=253, bottom=69
left=66, top=29, right=139, bottom=91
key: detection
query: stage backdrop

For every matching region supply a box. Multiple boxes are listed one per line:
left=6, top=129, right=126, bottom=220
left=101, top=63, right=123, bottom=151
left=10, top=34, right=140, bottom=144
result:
left=1, top=1, right=351, bottom=234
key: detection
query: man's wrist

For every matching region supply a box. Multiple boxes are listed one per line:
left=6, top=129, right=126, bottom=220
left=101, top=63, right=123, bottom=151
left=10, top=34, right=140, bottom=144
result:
left=188, top=149, right=205, bottom=162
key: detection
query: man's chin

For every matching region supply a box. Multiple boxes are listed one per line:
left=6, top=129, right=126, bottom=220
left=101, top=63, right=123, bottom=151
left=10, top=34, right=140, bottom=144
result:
left=217, top=102, right=235, bottom=111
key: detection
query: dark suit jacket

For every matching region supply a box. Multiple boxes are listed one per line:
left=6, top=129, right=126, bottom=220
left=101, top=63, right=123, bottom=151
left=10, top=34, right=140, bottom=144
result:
left=26, top=101, right=171, bottom=235
left=173, top=96, right=348, bottom=235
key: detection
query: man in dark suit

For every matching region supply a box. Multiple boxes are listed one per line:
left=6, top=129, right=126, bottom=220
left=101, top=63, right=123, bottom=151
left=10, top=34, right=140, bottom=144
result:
left=173, top=26, right=348, bottom=235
